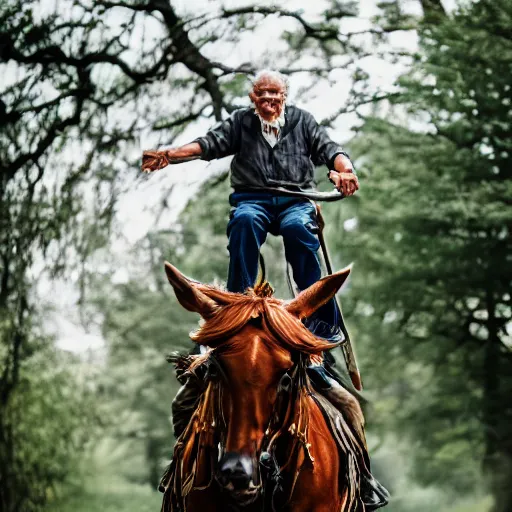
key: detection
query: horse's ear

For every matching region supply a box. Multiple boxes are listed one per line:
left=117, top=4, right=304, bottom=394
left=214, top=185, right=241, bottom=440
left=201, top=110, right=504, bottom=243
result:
left=285, top=265, right=352, bottom=320
left=164, top=261, right=218, bottom=318
left=194, top=284, right=237, bottom=306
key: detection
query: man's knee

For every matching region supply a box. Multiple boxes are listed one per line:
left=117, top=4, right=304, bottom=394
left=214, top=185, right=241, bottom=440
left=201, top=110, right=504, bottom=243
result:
left=229, top=210, right=257, bottom=232
left=280, top=219, right=306, bottom=238
left=280, top=218, right=319, bottom=249
left=227, top=209, right=268, bottom=250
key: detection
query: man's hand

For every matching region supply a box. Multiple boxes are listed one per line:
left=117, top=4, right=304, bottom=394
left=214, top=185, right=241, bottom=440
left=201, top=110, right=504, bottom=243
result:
left=328, top=171, right=359, bottom=196
left=141, top=150, right=170, bottom=173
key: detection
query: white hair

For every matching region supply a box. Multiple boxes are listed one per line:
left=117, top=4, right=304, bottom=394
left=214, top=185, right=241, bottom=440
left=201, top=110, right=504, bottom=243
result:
left=252, top=69, right=289, bottom=95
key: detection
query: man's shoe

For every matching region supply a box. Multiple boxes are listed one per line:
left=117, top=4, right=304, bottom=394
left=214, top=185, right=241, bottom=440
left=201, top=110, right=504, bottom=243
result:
left=304, top=317, right=345, bottom=343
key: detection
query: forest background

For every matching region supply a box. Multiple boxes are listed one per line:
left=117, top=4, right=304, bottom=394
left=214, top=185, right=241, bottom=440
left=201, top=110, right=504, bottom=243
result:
left=1, top=0, right=511, bottom=511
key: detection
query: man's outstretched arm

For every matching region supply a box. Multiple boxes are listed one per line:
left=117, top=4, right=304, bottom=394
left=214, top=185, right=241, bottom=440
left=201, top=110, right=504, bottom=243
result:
left=141, top=111, right=240, bottom=173
left=142, top=143, right=202, bottom=173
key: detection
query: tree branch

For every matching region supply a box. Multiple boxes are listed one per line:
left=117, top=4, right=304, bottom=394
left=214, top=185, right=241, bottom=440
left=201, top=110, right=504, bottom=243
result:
left=321, top=92, right=402, bottom=126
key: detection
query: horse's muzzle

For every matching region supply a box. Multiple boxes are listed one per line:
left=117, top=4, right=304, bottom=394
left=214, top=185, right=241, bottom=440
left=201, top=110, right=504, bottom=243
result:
left=217, top=452, right=260, bottom=506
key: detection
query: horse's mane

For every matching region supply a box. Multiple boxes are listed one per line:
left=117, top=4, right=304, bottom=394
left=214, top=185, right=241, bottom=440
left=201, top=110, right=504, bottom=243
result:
left=189, top=283, right=338, bottom=356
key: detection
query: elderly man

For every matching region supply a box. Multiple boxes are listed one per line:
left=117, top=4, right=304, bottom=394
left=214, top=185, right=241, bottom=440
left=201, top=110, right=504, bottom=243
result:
left=142, top=70, right=359, bottom=343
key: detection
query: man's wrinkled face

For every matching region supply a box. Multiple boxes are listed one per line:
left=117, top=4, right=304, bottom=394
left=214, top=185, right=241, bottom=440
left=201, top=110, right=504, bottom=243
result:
left=249, top=76, right=286, bottom=122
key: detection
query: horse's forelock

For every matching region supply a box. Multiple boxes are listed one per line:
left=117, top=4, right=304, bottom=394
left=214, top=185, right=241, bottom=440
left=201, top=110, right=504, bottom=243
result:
left=262, top=302, right=337, bottom=354
left=189, top=292, right=335, bottom=355
left=190, top=296, right=264, bottom=346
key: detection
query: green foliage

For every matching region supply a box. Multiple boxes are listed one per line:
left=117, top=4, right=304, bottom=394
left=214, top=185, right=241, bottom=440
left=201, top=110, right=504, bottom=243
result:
left=336, top=0, right=512, bottom=507
left=0, top=335, right=98, bottom=511
left=48, top=490, right=160, bottom=512
left=46, top=475, right=161, bottom=512
left=92, top=281, right=193, bottom=488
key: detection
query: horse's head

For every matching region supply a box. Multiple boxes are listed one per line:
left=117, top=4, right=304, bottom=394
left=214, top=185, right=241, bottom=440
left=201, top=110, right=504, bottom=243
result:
left=164, top=261, right=350, bottom=500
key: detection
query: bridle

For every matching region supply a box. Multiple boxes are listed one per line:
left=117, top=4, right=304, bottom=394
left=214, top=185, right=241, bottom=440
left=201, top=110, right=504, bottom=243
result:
left=209, top=350, right=311, bottom=512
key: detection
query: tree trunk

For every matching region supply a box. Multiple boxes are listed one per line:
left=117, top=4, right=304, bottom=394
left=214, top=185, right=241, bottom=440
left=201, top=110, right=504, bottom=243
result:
left=483, top=287, right=511, bottom=511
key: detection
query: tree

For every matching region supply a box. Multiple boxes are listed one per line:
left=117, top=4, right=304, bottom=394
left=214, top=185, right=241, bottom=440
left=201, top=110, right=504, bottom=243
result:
left=338, top=1, right=512, bottom=508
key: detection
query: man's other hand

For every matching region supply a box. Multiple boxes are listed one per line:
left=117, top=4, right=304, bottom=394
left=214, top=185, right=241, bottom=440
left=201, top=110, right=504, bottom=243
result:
left=142, top=150, right=169, bottom=173
left=329, top=171, right=359, bottom=196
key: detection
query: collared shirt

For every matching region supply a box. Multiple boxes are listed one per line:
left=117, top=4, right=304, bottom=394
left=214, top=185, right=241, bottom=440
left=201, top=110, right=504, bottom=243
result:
left=193, top=105, right=353, bottom=191
left=255, top=108, right=286, bottom=148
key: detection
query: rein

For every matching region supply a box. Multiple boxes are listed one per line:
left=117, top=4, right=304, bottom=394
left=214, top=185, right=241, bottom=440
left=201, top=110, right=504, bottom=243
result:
left=258, top=355, right=316, bottom=511
left=234, top=186, right=345, bottom=202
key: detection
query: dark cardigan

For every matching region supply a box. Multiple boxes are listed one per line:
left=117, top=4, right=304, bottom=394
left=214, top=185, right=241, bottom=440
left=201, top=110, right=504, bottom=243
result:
left=193, top=105, right=352, bottom=191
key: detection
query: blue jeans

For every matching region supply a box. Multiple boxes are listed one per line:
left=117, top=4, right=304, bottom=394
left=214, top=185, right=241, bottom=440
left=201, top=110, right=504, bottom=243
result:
left=226, top=192, right=344, bottom=342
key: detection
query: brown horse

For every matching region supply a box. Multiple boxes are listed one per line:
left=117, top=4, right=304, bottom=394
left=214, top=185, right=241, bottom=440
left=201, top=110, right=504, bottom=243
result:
left=160, top=262, right=387, bottom=512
